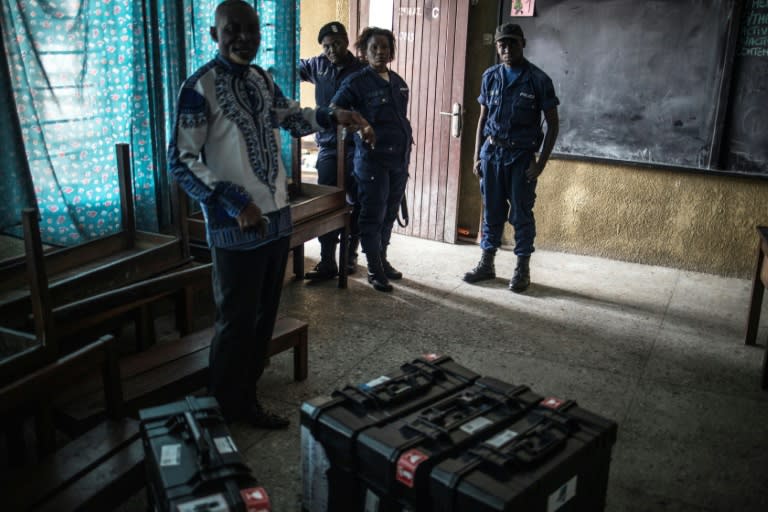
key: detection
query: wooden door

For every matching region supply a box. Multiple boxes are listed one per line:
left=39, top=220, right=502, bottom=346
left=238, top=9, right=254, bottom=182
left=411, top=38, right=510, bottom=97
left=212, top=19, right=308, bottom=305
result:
left=350, top=0, right=470, bottom=243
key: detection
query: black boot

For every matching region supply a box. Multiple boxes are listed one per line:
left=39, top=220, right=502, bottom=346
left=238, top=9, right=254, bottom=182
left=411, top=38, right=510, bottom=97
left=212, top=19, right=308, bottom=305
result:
left=381, top=249, right=402, bottom=280
left=366, top=253, right=393, bottom=292
left=463, top=249, right=496, bottom=283
left=346, top=236, right=359, bottom=275
left=509, top=256, right=531, bottom=292
left=305, top=241, right=338, bottom=280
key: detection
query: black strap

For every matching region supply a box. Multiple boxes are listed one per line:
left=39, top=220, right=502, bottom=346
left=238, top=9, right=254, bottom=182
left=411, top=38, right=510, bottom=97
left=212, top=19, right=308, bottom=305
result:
left=397, top=195, right=409, bottom=227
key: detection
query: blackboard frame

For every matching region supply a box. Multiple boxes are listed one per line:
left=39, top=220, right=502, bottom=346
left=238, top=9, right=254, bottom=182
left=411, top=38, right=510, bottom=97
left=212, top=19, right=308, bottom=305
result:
left=495, top=0, right=765, bottom=179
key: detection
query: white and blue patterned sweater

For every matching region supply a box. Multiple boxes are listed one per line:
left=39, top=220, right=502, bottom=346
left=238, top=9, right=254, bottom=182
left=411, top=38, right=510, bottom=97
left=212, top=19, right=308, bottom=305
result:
left=168, top=55, right=334, bottom=249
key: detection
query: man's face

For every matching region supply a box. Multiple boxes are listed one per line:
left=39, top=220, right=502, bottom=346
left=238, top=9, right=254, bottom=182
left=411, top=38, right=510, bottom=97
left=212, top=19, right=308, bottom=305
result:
left=321, top=34, right=348, bottom=65
left=496, top=36, right=524, bottom=66
left=211, top=3, right=261, bottom=65
left=366, top=34, right=392, bottom=72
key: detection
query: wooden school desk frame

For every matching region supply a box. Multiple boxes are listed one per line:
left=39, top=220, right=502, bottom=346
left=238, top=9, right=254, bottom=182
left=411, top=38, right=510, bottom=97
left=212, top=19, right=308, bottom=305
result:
left=187, top=128, right=352, bottom=288
left=744, top=226, right=768, bottom=390
left=0, top=143, right=193, bottom=384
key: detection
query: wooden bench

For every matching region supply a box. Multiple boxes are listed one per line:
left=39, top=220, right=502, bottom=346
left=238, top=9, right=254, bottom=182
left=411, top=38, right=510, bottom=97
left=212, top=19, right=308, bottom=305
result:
left=0, top=335, right=144, bottom=511
left=743, top=225, right=768, bottom=389
left=55, top=316, right=309, bottom=435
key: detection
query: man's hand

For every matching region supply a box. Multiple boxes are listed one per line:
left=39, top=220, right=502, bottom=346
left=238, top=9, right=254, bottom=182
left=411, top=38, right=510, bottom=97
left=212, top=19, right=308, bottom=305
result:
left=525, top=160, right=544, bottom=182
left=334, top=109, right=376, bottom=148
left=473, top=160, right=482, bottom=178
left=236, top=203, right=268, bottom=237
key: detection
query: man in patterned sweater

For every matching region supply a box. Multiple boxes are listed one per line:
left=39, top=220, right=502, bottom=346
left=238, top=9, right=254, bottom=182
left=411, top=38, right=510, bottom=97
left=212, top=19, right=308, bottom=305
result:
left=168, top=0, right=374, bottom=428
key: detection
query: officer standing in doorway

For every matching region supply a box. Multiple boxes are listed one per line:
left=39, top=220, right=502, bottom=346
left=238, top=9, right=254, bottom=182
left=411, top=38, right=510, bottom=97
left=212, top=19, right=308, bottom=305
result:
left=463, top=23, right=559, bottom=292
left=300, top=22, right=366, bottom=280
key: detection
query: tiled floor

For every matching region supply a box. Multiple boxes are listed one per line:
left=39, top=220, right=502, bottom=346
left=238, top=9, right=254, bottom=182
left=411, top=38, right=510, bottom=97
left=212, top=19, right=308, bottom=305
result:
left=123, top=234, right=768, bottom=511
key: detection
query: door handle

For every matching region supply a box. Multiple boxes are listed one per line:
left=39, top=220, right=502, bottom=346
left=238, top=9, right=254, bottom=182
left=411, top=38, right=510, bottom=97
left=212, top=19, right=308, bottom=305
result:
left=439, top=102, right=462, bottom=138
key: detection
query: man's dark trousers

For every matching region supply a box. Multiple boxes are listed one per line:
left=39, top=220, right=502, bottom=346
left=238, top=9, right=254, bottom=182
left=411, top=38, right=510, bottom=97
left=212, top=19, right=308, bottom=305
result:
left=208, top=236, right=290, bottom=419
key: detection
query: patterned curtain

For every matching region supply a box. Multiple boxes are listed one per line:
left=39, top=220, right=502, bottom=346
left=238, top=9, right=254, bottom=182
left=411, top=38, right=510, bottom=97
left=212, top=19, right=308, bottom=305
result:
left=0, top=21, right=36, bottom=236
left=0, top=0, right=159, bottom=246
left=0, top=0, right=299, bottom=246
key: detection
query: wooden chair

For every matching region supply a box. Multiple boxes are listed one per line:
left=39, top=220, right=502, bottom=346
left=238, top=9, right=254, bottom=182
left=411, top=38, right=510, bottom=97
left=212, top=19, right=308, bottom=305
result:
left=0, top=143, right=191, bottom=333
left=0, top=334, right=144, bottom=511
left=54, top=316, right=308, bottom=435
left=743, top=225, right=768, bottom=389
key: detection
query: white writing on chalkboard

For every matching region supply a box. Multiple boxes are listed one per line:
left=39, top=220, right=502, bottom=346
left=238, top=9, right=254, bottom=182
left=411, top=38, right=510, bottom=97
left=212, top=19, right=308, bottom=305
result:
left=738, top=2, right=768, bottom=56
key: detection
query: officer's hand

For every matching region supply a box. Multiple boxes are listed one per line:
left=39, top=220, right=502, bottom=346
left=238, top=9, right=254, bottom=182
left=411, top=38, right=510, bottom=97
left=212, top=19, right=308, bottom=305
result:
left=473, top=160, right=483, bottom=179
left=236, top=203, right=268, bottom=237
left=334, top=109, right=376, bottom=148
left=525, top=160, right=543, bottom=182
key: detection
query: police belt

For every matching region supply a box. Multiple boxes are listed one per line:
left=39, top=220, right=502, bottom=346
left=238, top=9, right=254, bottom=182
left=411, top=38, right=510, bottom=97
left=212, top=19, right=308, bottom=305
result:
left=487, top=136, right=524, bottom=149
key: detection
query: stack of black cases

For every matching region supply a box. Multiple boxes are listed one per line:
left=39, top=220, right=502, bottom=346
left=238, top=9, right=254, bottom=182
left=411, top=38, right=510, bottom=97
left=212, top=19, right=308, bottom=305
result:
left=301, top=354, right=480, bottom=511
left=301, top=356, right=618, bottom=512
left=140, top=396, right=271, bottom=512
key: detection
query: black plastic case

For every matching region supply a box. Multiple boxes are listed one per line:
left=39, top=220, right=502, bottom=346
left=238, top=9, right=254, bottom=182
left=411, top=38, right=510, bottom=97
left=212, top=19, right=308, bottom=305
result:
left=300, top=355, right=480, bottom=512
left=429, top=397, right=618, bottom=512
left=355, top=377, right=543, bottom=511
left=140, top=396, right=270, bottom=512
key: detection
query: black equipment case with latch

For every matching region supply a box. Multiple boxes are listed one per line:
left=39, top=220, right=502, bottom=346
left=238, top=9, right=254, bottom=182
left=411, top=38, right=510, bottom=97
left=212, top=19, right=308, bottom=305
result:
left=139, top=396, right=271, bottom=512
left=300, top=354, right=480, bottom=512
left=429, top=397, right=618, bottom=512
left=355, top=377, right=544, bottom=512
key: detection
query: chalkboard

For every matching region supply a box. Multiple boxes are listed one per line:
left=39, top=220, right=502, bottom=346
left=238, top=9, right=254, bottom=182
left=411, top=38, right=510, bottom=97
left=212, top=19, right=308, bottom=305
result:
left=723, top=0, right=768, bottom=175
left=500, top=0, right=734, bottom=169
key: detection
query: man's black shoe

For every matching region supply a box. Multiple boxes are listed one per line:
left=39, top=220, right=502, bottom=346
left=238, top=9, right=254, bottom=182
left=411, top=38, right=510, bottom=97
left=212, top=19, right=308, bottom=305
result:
left=346, top=254, right=358, bottom=275
left=509, top=256, right=531, bottom=293
left=463, top=249, right=496, bottom=283
left=381, top=256, right=403, bottom=280
left=305, top=260, right=338, bottom=281
left=368, top=272, right=393, bottom=292
left=245, top=404, right=290, bottom=429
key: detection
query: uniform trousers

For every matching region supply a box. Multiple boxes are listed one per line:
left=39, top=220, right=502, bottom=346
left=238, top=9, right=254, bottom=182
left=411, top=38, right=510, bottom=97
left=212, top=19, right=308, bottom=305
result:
left=355, top=161, right=409, bottom=256
left=479, top=149, right=537, bottom=256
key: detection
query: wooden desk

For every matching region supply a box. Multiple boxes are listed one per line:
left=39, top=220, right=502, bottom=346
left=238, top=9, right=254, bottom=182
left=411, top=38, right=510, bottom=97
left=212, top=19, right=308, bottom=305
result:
left=744, top=226, right=768, bottom=389
left=187, top=182, right=351, bottom=289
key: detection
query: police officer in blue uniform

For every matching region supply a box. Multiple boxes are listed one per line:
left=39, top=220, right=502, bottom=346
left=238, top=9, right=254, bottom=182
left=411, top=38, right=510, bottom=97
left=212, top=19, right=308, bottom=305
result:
left=300, top=22, right=366, bottom=280
left=331, top=27, right=412, bottom=292
left=463, top=23, right=559, bottom=292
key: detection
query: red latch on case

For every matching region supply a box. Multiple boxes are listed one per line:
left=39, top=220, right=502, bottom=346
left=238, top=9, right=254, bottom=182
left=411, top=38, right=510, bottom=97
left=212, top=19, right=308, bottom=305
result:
left=540, top=397, right=566, bottom=410
left=396, top=449, right=429, bottom=488
left=241, top=486, right=271, bottom=512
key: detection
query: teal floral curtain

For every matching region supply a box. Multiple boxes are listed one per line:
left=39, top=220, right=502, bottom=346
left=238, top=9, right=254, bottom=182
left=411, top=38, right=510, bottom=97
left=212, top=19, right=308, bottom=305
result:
left=0, top=0, right=159, bottom=246
left=0, top=0, right=299, bottom=246
left=0, top=21, right=36, bottom=236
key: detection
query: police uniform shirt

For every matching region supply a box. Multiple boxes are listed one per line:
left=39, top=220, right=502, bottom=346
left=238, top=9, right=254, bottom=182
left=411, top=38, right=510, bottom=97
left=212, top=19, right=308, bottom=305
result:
left=300, top=52, right=365, bottom=148
left=331, top=67, right=413, bottom=166
left=478, top=59, right=559, bottom=151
